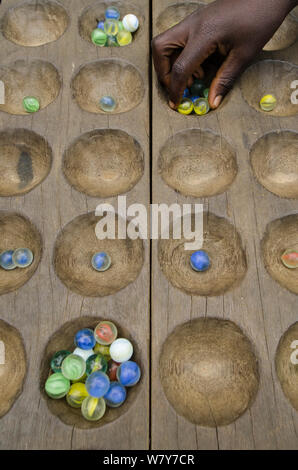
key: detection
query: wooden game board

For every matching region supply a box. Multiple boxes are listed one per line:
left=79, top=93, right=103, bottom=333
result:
left=0, top=0, right=297, bottom=450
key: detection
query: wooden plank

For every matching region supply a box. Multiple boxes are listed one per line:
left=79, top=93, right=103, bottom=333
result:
left=152, top=0, right=298, bottom=450
left=0, top=0, right=150, bottom=449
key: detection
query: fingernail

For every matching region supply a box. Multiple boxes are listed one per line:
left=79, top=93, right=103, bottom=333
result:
left=213, top=95, right=222, bottom=108
left=169, top=100, right=176, bottom=109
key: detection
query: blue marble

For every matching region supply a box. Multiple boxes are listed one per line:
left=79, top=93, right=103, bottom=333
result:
left=105, top=6, right=120, bottom=20
left=0, top=250, right=17, bottom=270
left=75, top=328, right=96, bottom=350
left=99, top=96, right=116, bottom=113
left=91, top=252, right=111, bottom=272
left=190, top=250, right=210, bottom=272
left=117, top=361, right=141, bottom=387
left=97, top=20, right=105, bottom=30
left=104, top=381, right=127, bottom=407
left=12, top=248, right=33, bottom=268
left=86, top=371, right=110, bottom=398
left=183, top=88, right=190, bottom=98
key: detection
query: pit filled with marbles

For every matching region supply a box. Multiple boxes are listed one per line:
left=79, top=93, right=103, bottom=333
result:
left=91, top=6, right=139, bottom=48
left=177, top=79, right=210, bottom=116
left=44, top=320, right=141, bottom=423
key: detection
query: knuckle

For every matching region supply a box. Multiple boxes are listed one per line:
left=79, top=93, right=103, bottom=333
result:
left=151, top=35, right=165, bottom=52
left=218, top=76, right=235, bottom=92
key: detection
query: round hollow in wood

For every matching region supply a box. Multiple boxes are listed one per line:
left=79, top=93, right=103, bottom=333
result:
left=262, top=214, right=298, bottom=294
left=158, top=129, right=237, bottom=197
left=275, top=322, right=298, bottom=411
left=63, top=129, right=144, bottom=197
left=0, top=212, right=42, bottom=295
left=264, top=12, right=298, bottom=51
left=0, top=319, right=27, bottom=419
left=1, top=0, right=69, bottom=47
left=53, top=212, right=144, bottom=297
left=0, top=60, right=61, bottom=115
left=0, top=128, right=52, bottom=197
left=250, top=131, right=298, bottom=199
left=160, top=317, right=259, bottom=427
left=79, top=1, right=144, bottom=45
left=158, top=212, right=247, bottom=296
left=71, top=59, right=144, bottom=115
left=156, top=2, right=204, bottom=34
left=240, top=60, right=298, bottom=117
left=40, top=316, right=142, bottom=429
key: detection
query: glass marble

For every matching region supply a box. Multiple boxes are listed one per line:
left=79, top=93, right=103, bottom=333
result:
left=50, top=350, right=71, bottom=373
left=91, top=252, right=112, bottom=271
left=193, top=97, right=210, bottom=115
left=81, top=396, right=106, bottom=421
left=183, top=88, right=190, bottom=98
left=45, top=372, right=70, bottom=399
left=104, top=19, right=119, bottom=36
left=203, top=88, right=210, bottom=99
left=177, top=98, right=193, bottom=115
left=66, top=383, right=88, bottom=408
left=12, top=248, right=33, bottom=268
left=190, top=250, right=210, bottom=272
left=281, top=249, right=298, bottom=269
left=86, top=371, right=110, bottom=398
left=190, top=79, right=205, bottom=97
left=260, top=94, right=277, bottom=112
left=117, top=360, right=141, bottom=387
left=73, top=347, right=94, bottom=361
left=191, top=95, right=201, bottom=103
left=105, top=6, right=120, bottom=20
left=99, top=96, right=116, bottom=113
left=106, top=35, right=119, bottom=47
left=91, top=28, right=107, bottom=46
left=117, top=30, right=132, bottom=46
left=86, top=353, right=108, bottom=375
left=94, top=343, right=111, bottom=360
left=117, top=21, right=125, bottom=31
left=122, top=14, right=139, bottom=33
left=104, top=382, right=127, bottom=408
left=107, top=360, right=120, bottom=381
left=94, top=321, right=118, bottom=345
left=75, top=328, right=96, bottom=350
left=110, top=338, right=133, bottom=363
left=23, top=96, right=40, bottom=113
left=0, top=250, right=17, bottom=270
left=97, top=20, right=105, bottom=31
left=61, top=354, right=86, bottom=381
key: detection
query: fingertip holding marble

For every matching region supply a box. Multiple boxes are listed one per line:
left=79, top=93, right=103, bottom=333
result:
left=91, top=252, right=112, bottom=271
left=190, top=250, right=211, bottom=272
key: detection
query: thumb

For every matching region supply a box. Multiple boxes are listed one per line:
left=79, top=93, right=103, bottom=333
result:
left=169, top=40, right=214, bottom=108
left=209, top=49, right=253, bottom=109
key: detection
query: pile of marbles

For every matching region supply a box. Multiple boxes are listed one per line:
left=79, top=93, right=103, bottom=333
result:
left=0, top=248, right=33, bottom=270
left=178, top=79, right=210, bottom=116
left=91, top=6, right=139, bottom=47
left=45, top=321, right=141, bottom=422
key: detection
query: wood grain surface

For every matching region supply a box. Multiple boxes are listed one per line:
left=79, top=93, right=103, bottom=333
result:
left=152, top=0, right=298, bottom=450
left=0, top=0, right=150, bottom=450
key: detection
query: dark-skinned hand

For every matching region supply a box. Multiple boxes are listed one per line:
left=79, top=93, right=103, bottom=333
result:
left=152, top=0, right=298, bottom=109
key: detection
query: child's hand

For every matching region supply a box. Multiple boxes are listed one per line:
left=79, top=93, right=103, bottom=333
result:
left=152, top=0, right=297, bottom=109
